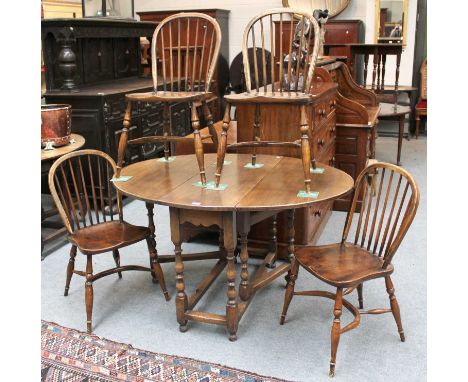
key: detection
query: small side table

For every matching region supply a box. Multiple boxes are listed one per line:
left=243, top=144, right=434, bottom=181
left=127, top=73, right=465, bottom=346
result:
left=41, top=134, right=85, bottom=254
left=378, top=103, right=411, bottom=166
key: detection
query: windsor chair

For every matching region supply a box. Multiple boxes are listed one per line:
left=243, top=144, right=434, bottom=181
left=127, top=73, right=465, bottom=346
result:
left=48, top=150, right=170, bottom=334
left=280, top=162, right=420, bottom=377
left=116, top=12, right=222, bottom=186
left=215, top=8, right=322, bottom=194
left=415, top=59, right=427, bottom=139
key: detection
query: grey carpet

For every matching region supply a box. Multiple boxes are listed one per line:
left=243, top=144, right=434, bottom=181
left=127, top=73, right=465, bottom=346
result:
left=41, top=136, right=426, bottom=381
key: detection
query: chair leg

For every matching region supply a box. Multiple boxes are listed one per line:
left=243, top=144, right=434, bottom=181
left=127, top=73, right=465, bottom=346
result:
left=215, top=104, right=231, bottom=187
left=415, top=112, right=420, bottom=139
left=146, top=237, right=170, bottom=301
left=112, top=249, right=122, bottom=279
left=163, top=103, right=171, bottom=161
left=385, top=276, right=405, bottom=342
left=202, top=100, right=218, bottom=148
left=191, top=102, right=206, bottom=185
left=357, top=283, right=363, bottom=309
left=251, top=104, right=260, bottom=166
left=64, top=245, right=77, bottom=296
left=299, top=105, right=312, bottom=193
left=280, top=258, right=299, bottom=325
left=330, top=287, right=343, bottom=377
left=85, top=255, right=94, bottom=334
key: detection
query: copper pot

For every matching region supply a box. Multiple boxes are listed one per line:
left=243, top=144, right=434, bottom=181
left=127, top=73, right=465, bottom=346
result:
left=41, top=104, right=72, bottom=147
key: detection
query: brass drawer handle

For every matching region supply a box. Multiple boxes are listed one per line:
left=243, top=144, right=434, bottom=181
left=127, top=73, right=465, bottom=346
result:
left=330, top=99, right=336, bottom=107
left=317, top=138, right=325, bottom=146
left=314, top=210, right=322, bottom=217
left=329, top=126, right=336, bottom=133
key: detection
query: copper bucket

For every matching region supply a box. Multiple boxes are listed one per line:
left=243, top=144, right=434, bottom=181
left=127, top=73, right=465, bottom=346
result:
left=41, top=104, right=72, bottom=147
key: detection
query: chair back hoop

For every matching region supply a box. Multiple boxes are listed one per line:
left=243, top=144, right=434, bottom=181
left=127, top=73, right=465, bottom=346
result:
left=242, top=8, right=321, bottom=94
left=420, top=58, right=427, bottom=100
left=48, top=149, right=123, bottom=235
left=151, top=12, right=222, bottom=93
left=341, top=162, right=420, bottom=268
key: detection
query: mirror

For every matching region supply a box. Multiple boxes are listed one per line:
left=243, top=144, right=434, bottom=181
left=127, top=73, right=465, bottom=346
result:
left=375, top=0, right=409, bottom=46
left=282, top=0, right=351, bottom=19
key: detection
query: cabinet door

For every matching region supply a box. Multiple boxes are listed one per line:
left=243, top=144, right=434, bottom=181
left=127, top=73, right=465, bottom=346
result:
left=82, top=39, right=114, bottom=83
left=140, top=102, right=165, bottom=159
left=114, top=38, right=139, bottom=78
left=171, top=102, right=191, bottom=137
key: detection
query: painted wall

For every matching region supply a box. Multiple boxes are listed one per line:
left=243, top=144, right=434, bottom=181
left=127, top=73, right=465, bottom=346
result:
left=135, top=0, right=417, bottom=85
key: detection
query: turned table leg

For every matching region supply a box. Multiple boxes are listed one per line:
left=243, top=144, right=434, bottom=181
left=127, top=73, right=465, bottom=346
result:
left=170, top=208, right=188, bottom=332
left=223, top=212, right=238, bottom=341
left=397, top=115, right=404, bottom=166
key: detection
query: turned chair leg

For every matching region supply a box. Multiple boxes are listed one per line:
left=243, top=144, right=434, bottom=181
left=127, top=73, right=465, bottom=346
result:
left=202, top=100, right=218, bottom=148
left=64, top=245, right=77, bottom=296
left=112, top=249, right=122, bottom=279
left=146, top=237, right=170, bottom=301
left=280, top=258, right=299, bottom=325
left=330, top=287, right=343, bottom=377
left=215, top=104, right=231, bottom=187
left=85, top=255, right=94, bottom=334
left=299, top=105, right=313, bottom=193
left=191, top=102, right=206, bottom=185
left=385, top=276, right=405, bottom=342
left=357, top=283, right=364, bottom=309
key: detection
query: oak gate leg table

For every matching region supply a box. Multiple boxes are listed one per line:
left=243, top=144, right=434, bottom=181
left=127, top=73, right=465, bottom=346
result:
left=114, top=153, right=353, bottom=340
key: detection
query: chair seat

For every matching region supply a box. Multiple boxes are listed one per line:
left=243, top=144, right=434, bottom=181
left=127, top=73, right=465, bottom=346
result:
left=416, top=100, right=427, bottom=110
left=225, top=91, right=312, bottom=104
left=69, top=221, right=150, bottom=255
left=295, top=242, right=394, bottom=287
left=126, top=91, right=213, bottom=103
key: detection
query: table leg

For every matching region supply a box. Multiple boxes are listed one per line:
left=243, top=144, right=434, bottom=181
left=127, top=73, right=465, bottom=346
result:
left=266, top=214, right=278, bottom=269
left=397, top=115, right=404, bottom=166
left=146, top=202, right=157, bottom=282
left=223, top=212, right=238, bottom=341
left=415, top=111, right=420, bottom=139
left=285, top=209, right=295, bottom=285
left=170, top=208, right=188, bottom=332
left=239, top=222, right=250, bottom=302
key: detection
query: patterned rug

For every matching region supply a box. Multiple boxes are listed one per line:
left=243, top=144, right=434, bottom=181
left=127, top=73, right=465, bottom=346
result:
left=41, top=321, right=291, bottom=382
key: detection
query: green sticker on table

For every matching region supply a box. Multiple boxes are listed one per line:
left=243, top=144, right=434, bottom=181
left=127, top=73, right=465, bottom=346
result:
left=111, top=176, right=133, bottom=182
left=310, top=167, right=325, bottom=174
left=244, top=163, right=264, bottom=169
left=205, top=181, right=228, bottom=191
left=158, top=156, right=176, bottom=162
left=193, top=181, right=228, bottom=190
left=297, top=190, right=319, bottom=198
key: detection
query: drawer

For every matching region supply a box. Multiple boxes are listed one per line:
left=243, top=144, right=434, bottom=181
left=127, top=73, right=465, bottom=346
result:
left=313, top=96, right=336, bottom=125
left=304, top=200, right=334, bottom=243
left=313, top=114, right=336, bottom=159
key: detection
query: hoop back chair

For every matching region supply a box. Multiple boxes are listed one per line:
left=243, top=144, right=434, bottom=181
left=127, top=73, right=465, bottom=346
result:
left=116, top=13, right=222, bottom=185
left=280, top=162, right=420, bottom=377
left=214, top=8, right=321, bottom=191
left=48, top=149, right=169, bottom=333
left=415, top=58, right=427, bottom=138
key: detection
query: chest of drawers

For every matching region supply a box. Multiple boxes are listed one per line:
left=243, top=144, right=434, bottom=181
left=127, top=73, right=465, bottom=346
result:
left=235, top=83, right=338, bottom=258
